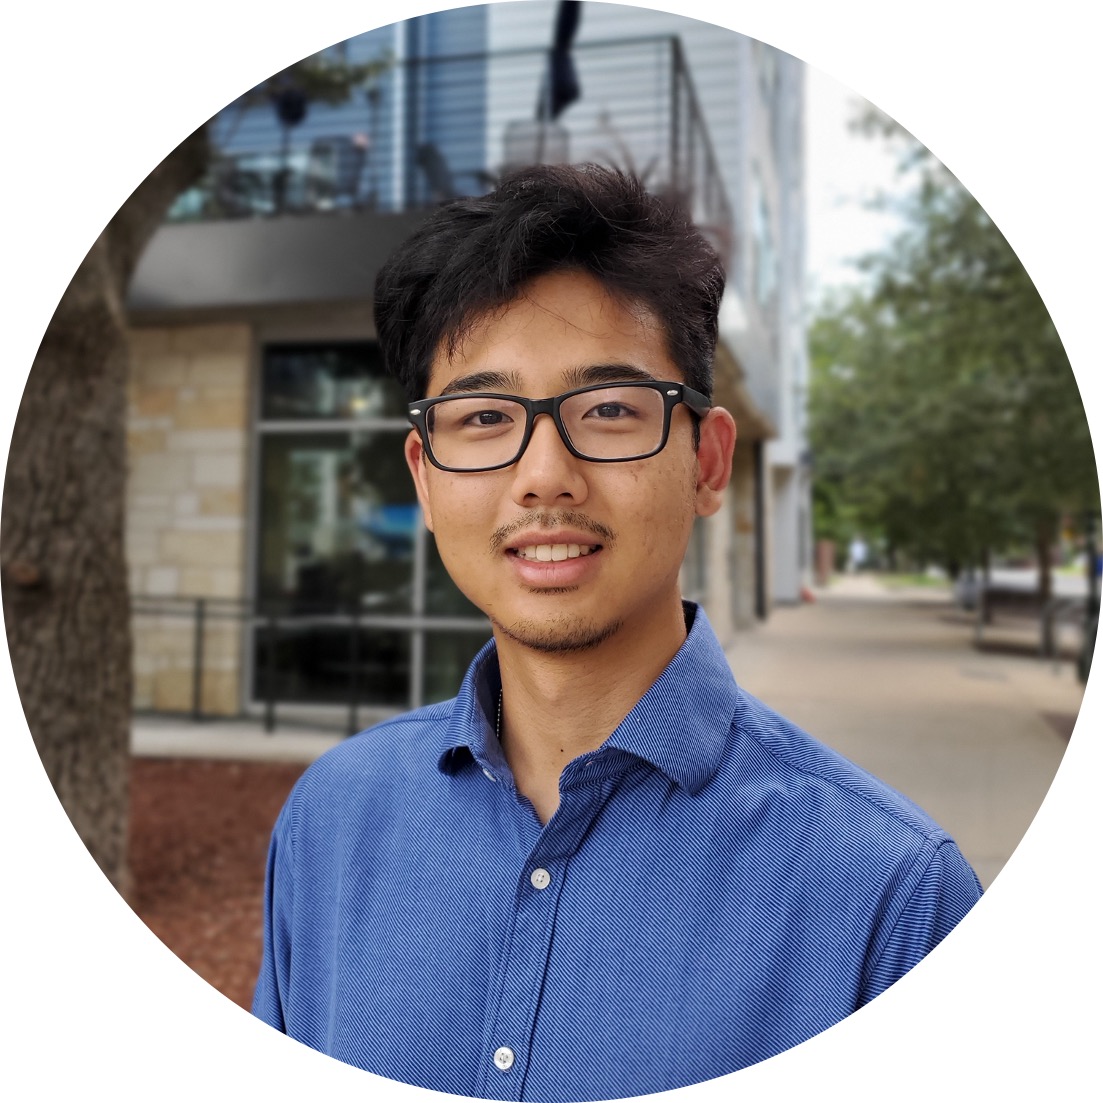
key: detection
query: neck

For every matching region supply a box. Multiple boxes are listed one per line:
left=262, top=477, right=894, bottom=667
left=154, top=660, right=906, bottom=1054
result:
left=495, top=598, right=690, bottom=823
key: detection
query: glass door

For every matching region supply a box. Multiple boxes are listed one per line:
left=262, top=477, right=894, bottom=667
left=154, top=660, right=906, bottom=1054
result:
left=252, top=341, right=489, bottom=712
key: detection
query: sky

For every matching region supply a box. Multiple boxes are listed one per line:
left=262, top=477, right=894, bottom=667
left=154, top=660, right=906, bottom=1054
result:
left=803, top=63, right=915, bottom=306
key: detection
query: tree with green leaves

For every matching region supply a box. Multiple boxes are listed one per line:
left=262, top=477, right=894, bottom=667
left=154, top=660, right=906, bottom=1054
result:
left=1, top=48, right=388, bottom=895
left=809, top=119, right=1097, bottom=596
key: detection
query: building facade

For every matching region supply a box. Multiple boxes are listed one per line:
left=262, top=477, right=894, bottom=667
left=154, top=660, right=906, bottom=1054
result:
left=125, top=2, right=810, bottom=725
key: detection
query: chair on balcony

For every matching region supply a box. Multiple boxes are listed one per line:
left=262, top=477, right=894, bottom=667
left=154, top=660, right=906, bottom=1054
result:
left=415, top=143, right=456, bottom=203
left=209, top=152, right=277, bottom=218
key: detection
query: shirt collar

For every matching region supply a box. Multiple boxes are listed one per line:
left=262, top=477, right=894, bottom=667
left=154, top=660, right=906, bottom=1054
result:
left=437, top=603, right=739, bottom=795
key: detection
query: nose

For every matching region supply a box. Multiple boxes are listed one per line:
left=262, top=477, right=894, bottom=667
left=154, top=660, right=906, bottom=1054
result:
left=510, top=411, right=589, bottom=507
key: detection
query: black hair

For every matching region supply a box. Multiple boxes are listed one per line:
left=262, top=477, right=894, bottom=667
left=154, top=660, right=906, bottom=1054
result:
left=373, top=163, right=725, bottom=401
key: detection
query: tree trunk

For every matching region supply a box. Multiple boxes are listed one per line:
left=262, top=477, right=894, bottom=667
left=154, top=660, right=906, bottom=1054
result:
left=2, top=127, right=209, bottom=895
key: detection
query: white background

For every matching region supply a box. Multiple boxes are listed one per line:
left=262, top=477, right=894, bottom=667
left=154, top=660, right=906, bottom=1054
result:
left=1, top=1, right=1098, bottom=1098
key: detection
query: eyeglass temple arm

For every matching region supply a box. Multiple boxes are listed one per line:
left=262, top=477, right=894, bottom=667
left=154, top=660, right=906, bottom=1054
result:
left=681, top=385, right=713, bottom=417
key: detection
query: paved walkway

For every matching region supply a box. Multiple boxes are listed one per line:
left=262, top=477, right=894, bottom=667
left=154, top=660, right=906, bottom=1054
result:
left=132, top=574, right=1083, bottom=890
left=726, top=574, right=1080, bottom=888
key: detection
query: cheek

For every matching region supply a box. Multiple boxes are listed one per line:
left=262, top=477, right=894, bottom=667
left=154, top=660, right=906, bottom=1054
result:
left=624, top=466, right=698, bottom=553
left=424, top=475, right=500, bottom=544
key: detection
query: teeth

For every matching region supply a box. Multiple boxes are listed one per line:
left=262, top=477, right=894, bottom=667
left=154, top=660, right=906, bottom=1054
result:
left=515, top=543, right=596, bottom=561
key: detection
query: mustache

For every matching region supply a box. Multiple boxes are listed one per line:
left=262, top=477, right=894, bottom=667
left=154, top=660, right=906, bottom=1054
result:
left=490, top=511, right=616, bottom=552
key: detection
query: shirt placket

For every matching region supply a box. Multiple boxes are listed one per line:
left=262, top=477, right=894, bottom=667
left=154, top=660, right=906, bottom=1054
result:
left=475, top=766, right=622, bottom=1101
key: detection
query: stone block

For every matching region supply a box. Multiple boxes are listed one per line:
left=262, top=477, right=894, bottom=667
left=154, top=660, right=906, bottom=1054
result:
left=128, top=329, right=173, bottom=358
left=198, top=670, right=241, bottom=716
left=146, top=566, right=180, bottom=596
left=174, top=387, right=248, bottom=431
left=160, top=529, right=242, bottom=569
left=171, top=324, right=251, bottom=357
left=131, top=646, right=158, bottom=676
left=131, top=353, right=192, bottom=389
left=193, top=453, right=245, bottom=489
left=127, top=415, right=173, bottom=433
left=128, top=453, right=191, bottom=495
left=176, top=515, right=242, bottom=533
left=177, top=567, right=213, bottom=596
left=132, top=672, right=155, bottom=711
left=188, top=353, right=250, bottom=389
left=166, top=429, right=244, bottom=454
left=133, top=387, right=178, bottom=418
left=139, top=624, right=194, bottom=661
left=126, top=506, right=173, bottom=533
left=127, top=429, right=166, bottom=457
left=129, top=493, right=172, bottom=512
left=204, top=619, right=244, bottom=652
left=180, top=566, right=244, bottom=599
left=125, top=531, right=159, bottom=567
left=152, top=668, right=193, bottom=712
left=198, top=487, right=244, bottom=517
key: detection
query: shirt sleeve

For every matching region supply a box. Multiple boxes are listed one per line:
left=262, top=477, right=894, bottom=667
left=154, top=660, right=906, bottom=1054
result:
left=251, top=796, right=296, bottom=1030
left=860, top=838, right=983, bottom=1004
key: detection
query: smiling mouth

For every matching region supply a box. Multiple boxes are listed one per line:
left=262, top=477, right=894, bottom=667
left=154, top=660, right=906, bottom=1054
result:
left=509, top=543, right=601, bottom=562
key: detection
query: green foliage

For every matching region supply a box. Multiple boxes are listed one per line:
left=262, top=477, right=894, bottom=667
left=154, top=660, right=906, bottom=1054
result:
left=245, top=52, right=393, bottom=109
left=809, top=126, right=1099, bottom=580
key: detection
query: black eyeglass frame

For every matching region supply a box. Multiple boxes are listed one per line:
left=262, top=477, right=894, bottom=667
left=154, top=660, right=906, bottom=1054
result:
left=408, top=380, right=713, bottom=473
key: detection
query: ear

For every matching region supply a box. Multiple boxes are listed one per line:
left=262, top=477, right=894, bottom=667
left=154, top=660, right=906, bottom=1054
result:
left=404, top=429, right=436, bottom=533
left=694, top=407, right=736, bottom=518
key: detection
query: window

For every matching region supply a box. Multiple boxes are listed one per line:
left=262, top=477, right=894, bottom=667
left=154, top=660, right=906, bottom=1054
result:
left=252, top=342, right=489, bottom=711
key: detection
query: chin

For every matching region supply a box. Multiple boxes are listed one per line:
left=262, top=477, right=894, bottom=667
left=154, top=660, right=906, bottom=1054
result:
left=493, top=612, right=625, bottom=655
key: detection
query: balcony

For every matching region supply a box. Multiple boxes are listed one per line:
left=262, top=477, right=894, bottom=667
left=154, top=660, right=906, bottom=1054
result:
left=167, top=35, right=733, bottom=265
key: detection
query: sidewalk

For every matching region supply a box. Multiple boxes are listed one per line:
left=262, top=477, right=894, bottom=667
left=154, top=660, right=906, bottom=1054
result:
left=725, top=574, right=1080, bottom=888
left=131, top=573, right=1083, bottom=890
left=132, top=714, right=347, bottom=764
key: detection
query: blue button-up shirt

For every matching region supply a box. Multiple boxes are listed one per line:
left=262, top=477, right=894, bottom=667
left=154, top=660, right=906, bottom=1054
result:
left=253, top=604, right=981, bottom=1101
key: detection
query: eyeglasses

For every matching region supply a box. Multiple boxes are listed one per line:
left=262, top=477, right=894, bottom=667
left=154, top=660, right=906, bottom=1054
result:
left=408, top=380, right=712, bottom=473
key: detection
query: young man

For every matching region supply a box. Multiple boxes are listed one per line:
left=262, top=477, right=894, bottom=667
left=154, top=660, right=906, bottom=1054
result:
left=253, top=165, right=982, bottom=1100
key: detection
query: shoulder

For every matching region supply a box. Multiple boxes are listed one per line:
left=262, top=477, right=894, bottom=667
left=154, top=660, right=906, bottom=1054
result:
left=274, top=698, right=458, bottom=843
left=721, top=687, right=981, bottom=950
left=729, top=685, right=948, bottom=843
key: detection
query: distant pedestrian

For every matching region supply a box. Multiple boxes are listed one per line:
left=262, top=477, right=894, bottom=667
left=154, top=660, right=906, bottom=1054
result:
left=848, top=534, right=869, bottom=572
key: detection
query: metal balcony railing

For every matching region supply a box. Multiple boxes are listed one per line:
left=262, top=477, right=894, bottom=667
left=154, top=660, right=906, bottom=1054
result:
left=167, top=35, right=733, bottom=263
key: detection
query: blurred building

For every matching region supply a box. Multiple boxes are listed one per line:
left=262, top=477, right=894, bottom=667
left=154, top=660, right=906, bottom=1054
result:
left=125, top=2, right=811, bottom=724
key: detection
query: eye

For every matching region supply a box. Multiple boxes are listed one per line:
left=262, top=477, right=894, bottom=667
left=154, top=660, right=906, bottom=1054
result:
left=464, top=409, right=513, bottom=427
left=584, top=401, right=636, bottom=420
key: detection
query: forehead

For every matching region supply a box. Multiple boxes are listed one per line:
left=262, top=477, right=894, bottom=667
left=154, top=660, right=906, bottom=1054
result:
left=426, top=270, right=679, bottom=396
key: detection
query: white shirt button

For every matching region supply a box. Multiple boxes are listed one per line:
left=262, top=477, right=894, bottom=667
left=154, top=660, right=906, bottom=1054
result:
left=493, top=1046, right=515, bottom=1071
left=482, top=768, right=496, bottom=781
left=530, top=867, right=551, bottom=890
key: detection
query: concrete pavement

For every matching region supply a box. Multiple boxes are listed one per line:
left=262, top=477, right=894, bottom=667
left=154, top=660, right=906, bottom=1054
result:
left=131, top=573, right=1084, bottom=889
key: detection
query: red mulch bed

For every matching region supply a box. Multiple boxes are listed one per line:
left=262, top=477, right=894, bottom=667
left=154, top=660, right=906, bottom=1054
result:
left=127, top=757, right=307, bottom=1010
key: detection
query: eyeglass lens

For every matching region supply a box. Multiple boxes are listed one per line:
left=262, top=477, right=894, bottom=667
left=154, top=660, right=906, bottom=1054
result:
left=426, top=386, right=668, bottom=469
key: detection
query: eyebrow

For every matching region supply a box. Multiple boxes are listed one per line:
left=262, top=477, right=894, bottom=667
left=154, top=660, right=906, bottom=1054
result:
left=562, top=363, right=660, bottom=388
left=438, top=363, right=660, bottom=397
left=439, top=370, right=523, bottom=396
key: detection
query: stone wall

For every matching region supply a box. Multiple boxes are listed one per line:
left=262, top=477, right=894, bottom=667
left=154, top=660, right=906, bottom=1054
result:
left=126, top=323, right=252, bottom=715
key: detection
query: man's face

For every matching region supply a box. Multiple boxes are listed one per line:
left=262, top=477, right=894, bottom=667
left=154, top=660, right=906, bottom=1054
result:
left=404, top=270, right=734, bottom=654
